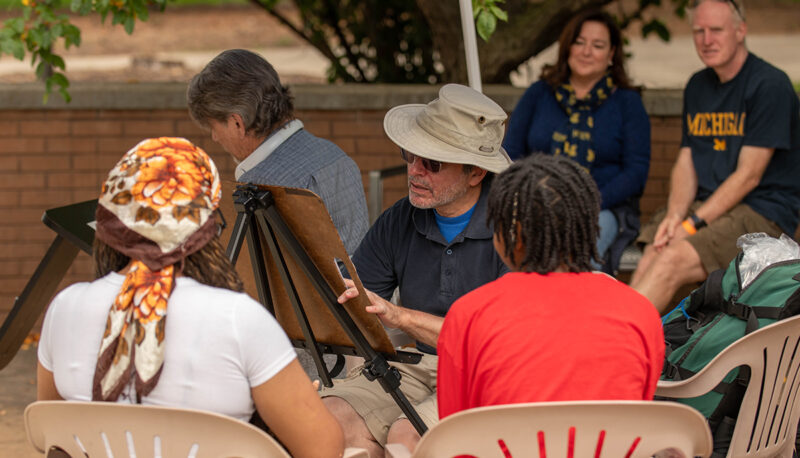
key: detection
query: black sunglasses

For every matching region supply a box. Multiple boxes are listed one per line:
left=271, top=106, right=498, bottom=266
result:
left=400, top=149, right=442, bottom=173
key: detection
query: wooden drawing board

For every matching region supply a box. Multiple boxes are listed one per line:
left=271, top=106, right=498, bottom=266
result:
left=245, top=183, right=396, bottom=356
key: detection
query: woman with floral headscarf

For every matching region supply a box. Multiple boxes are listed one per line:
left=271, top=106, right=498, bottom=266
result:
left=36, top=137, right=343, bottom=457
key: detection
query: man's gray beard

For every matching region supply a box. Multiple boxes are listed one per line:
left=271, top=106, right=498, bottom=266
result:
left=407, top=180, right=470, bottom=213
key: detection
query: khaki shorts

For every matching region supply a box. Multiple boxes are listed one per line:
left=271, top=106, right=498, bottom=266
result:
left=637, top=202, right=783, bottom=273
left=320, top=352, right=438, bottom=445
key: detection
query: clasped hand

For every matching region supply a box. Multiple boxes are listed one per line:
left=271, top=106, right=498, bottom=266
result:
left=653, top=214, right=691, bottom=252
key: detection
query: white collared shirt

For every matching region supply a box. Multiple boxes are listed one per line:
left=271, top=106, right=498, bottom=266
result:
left=234, top=119, right=304, bottom=180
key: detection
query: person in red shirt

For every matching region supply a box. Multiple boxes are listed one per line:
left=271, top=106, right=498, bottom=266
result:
left=437, top=154, right=665, bottom=419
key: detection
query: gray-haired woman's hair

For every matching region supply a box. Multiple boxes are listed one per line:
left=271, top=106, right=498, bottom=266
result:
left=187, top=49, right=294, bottom=137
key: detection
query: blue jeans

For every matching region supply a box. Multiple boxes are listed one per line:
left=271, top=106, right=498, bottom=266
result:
left=592, top=209, right=618, bottom=270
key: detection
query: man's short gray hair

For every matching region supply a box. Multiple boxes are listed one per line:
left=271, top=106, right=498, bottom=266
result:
left=187, top=49, right=294, bottom=138
left=689, top=0, right=746, bottom=25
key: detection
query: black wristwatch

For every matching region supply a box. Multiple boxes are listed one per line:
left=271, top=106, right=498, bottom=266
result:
left=689, top=213, right=707, bottom=230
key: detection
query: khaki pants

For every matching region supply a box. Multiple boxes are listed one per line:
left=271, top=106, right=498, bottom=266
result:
left=320, top=352, right=438, bottom=445
left=637, top=202, right=783, bottom=273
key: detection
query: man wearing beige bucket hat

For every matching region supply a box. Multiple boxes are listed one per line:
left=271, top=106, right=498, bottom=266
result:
left=322, top=84, right=512, bottom=455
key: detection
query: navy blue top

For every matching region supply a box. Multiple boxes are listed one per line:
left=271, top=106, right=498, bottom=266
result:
left=351, top=183, right=509, bottom=354
left=503, top=80, right=651, bottom=210
left=681, top=53, right=800, bottom=235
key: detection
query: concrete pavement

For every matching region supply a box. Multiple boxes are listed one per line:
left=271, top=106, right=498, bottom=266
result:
left=0, top=345, right=39, bottom=458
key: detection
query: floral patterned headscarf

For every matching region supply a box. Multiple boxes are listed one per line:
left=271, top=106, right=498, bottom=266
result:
left=92, top=137, right=221, bottom=402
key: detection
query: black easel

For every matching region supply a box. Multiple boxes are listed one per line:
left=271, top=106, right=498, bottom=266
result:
left=0, top=200, right=97, bottom=370
left=226, top=184, right=428, bottom=435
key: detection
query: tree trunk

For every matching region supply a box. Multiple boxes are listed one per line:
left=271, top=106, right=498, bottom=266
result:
left=416, top=0, right=612, bottom=84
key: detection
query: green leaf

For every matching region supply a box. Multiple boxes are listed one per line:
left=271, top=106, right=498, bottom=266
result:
left=59, top=86, right=72, bottom=103
left=489, top=5, right=507, bottom=22
left=641, top=18, right=670, bottom=42
left=476, top=9, right=496, bottom=42
left=79, top=1, right=93, bottom=15
left=673, top=0, right=688, bottom=19
left=123, top=15, right=134, bottom=34
left=131, top=0, right=149, bottom=21
left=49, top=71, right=69, bottom=88
left=63, top=24, right=81, bottom=47
left=38, top=28, right=53, bottom=48
left=29, top=28, right=43, bottom=46
left=34, top=60, right=48, bottom=78
left=49, top=54, right=65, bottom=69
left=38, top=7, right=57, bottom=23
left=2, top=39, right=26, bottom=60
left=4, top=18, right=25, bottom=34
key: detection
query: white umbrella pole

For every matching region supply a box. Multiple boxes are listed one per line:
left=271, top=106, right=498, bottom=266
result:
left=458, top=0, right=482, bottom=92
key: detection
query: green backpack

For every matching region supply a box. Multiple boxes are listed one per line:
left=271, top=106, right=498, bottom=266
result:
left=661, top=253, right=800, bottom=440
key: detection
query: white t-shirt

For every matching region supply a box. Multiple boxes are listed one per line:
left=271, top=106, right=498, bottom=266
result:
left=38, top=273, right=296, bottom=421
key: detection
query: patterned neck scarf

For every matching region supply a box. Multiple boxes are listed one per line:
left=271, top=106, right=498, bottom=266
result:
left=93, top=137, right=221, bottom=402
left=551, top=74, right=615, bottom=170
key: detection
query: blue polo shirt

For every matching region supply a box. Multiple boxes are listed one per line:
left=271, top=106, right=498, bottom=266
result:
left=351, top=182, right=509, bottom=354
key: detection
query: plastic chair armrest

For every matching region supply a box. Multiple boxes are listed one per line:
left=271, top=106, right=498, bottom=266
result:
left=384, top=443, right=413, bottom=458
left=344, top=447, right=370, bottom=458
left=657, top=372, right=728, bottom=399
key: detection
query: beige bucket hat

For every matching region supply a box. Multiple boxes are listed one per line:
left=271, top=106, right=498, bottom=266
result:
left=383, top=84, right=512, bottom=174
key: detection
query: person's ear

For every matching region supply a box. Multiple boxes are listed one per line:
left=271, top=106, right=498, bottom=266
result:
left=229, top=113, right=247, bottom=138
left=468, top=167, right=488, bottom=186
left=735, top=21, right=747, bottom=42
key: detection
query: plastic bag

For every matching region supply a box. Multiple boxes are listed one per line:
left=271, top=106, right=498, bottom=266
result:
left=737, top=232, right=800, bottom=288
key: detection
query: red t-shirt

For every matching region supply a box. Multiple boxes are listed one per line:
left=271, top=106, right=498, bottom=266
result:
left=437, top=272, right=664, bottom=419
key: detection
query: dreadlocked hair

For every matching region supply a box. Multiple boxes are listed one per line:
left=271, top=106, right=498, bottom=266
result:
left=93, top=236, right=244, bottom=292
left=488, top=154, right=601, bottom=273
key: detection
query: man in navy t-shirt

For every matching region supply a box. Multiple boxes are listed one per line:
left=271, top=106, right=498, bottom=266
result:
left=631, top=0, right=800, bottom=314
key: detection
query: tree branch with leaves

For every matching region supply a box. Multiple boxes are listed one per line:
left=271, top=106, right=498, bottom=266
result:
left=1, top=0, right=721, bottom=102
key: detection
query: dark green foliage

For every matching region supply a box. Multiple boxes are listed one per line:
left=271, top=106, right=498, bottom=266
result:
left=261, top=0, right=441, bottom=83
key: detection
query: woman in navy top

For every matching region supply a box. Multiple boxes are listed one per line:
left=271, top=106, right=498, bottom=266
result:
left=503, top=9, right=650, bottom=272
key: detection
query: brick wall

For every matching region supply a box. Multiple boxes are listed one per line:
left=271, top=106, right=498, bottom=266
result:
left=642, top=115, right=682, bottom=220
left=0, top=83, right=683, bottom=323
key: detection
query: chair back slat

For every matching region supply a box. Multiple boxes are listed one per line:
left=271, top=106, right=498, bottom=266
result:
left=404, top=401, right=713, bottom=458
left=24, top=401, right=291, bottom=458
left=711, top=318, right=800, bottom=457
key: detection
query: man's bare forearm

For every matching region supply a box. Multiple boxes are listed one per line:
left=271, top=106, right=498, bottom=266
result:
left=693, top=146, right=774, bottom=224
left=665, top=147, right=698, bottom=220
left=396, top=307, right=444, bottom=349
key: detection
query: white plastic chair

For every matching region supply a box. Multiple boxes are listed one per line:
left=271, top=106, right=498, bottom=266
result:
left=657, top=314, right=800, bottom=458
left=25, top=401, right=367, bottom=457
left=385, top=400, right=713, bottom=458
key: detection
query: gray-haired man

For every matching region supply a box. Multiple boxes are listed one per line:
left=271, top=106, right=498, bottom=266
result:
left=187, top=49, right=369, bottom=382
left=322, top=84, right=512, bottom=456
left=187, top=48, right=369, bottom=256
